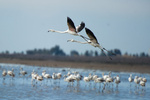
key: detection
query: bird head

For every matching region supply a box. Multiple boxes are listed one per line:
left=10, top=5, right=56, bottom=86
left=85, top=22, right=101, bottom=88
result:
left=67, top=39, right=75, bottom=42
left=48, top=29, right=55, bottom=32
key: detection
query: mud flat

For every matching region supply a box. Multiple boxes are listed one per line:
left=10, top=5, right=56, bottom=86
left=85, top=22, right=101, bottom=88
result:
left=0, top=58, right=150, bottom=73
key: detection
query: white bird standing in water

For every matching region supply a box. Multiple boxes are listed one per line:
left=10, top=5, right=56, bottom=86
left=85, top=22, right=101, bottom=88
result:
left=114, top=75, right=121, bottom=88
left=7, top=68, right=15, bottom=80
left=102, top=71, right=111, bottom=81
left=48, top=17, right=87, bottom=39
left=52, top=73, right=57, bottom=80
left=64, top=74, right=75, bottom=87
left=94, top=77, right=105, bottom=89
left=36, top=74, right=44, bottom=85
left=134, top=76, right=140, bottom=88
left=140, top=80, right=146, bottom=90
left=42, top=70, right=52, bottom=79
left=128, top=74, right=133, bottom=82
left=31, top=70, right=36, bottom=84
left=20, top=67, right=27, bottom=77
left=83, top=76, right=91, bottom=86
left=128, top=74, right=133, bottom=87
left=2, top=69, right=7, bottom=80
left=142, top=77, right=147, bottom=83
left=68, top=28, right=114, bottom=60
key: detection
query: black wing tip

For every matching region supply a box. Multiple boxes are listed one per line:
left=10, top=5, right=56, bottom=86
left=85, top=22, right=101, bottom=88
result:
left=67, top=17, right=74, bottom=24
left=67, top=16, right=72, bottom=21
left=85, top=27, right=89, bottom=30
left=85, top=27, right=92, bottom=33
left=81, top=21, right=85, bottom=24
left=81, top=22, right=85, bottom=27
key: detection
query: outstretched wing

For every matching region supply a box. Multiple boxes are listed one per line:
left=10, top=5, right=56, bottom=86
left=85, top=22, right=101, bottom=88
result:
left=85, top=28, right=99, bottom=44
left=67, top=17, right=76, bottom=32
left=76, top=22, right=85, bottom=33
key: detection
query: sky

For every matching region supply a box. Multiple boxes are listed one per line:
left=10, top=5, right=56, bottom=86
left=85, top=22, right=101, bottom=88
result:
left=0, top=0, right=150, bottom=55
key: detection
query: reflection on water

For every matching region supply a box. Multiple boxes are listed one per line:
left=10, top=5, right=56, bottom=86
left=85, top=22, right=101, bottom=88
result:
left=0, top=63, right=150, bottom=100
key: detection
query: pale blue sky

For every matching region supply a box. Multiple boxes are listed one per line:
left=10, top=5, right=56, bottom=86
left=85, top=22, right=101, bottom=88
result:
left=0, top=0, right=150, bottom=55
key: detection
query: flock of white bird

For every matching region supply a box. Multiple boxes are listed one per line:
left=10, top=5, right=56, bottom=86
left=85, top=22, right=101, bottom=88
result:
left=1, top=67, right=147, bottom=91
left=128, top=74, right=147, bottom=88
left=48, top=17, right=114, bottom=60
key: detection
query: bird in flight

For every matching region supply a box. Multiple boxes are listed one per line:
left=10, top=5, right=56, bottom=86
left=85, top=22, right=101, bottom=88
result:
left=68, top=27, right=114, bottom=60
left=48, top=17, right=88, bottom=39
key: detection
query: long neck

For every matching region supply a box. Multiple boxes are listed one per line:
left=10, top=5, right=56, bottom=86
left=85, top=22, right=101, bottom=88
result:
left=48, top=29, right=67, bottom=33
left=74, top=40, right=88, bottom=44
left=102, top=73, right=104, bottom=77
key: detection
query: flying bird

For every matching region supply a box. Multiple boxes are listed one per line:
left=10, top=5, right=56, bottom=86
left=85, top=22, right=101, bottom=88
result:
left=48, top=17, right=88, bottom=39
left=68, top=27, right=114, bottom=60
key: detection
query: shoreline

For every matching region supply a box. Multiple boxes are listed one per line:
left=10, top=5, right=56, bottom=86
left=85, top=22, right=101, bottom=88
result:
left=0, top=58, right=150, bottom=74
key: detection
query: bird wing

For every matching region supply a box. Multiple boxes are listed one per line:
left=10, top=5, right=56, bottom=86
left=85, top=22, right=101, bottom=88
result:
left=67, top=17, right=76, bottom=32
left=85, top=28, right=99, bottom=44
left=76, top=22, right=85, bottom=33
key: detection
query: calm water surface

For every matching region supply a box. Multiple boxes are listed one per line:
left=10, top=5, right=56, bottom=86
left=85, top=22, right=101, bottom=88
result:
left=0, top=63, right=150, bottom=100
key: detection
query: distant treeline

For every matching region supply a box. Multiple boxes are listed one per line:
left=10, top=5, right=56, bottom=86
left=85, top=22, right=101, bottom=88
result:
left=1, top=45, right=149, bottom=57
left=0, top=45, right=150, bottom=65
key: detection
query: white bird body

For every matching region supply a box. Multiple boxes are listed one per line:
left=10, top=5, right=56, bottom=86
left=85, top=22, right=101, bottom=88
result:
left=31, top=70, right=38, bottom=80
left=83, top=76, right=90, bottom=82
left=114, top=75, right=121, bottom=84
left=33, top=73, right=38, bottom=80
left=92, top=75, right=98, bottom=80
left=36, top=75, right=43, bottom=81
left=128, top=74, right=133, bottom=82
left=70, top=73, right=82, bottom=81
left=7, top=71, right=13, bottom=76
left=75, top=74, right=82, bottom=81
left=21, top=71, right=27, bottom=75
left=2, top=70, right=7, bottom=76
left=20, top=67, right=27, bottom=76
left=42, top=71, right=52, bottom=79
left=7, top=68, right=15, bottom=77
left=52, top=73, right=62, bottom=80
left=142, top=77, right=147, bottom=83
left=138, top=77, right=142, bottom=81
left=94, top=77, right=104, bottom=83
left=43, top=73, right=51, bottom=79
left=52, top=73, right=57, bottom=80
left=140, top=80, right=145, bottom=87
left=44, top=74, right=51, bottom=79
left=134, top=76, right=140, bottom=84
left=31, top=72, right=35, bottom=79
left=56, top=73, right=62, bottom=79
left=64, top=75, right=75, bottom=83
left=103, top=75, right=109, bottom=81
left=105, top=77, right=113, bottom=83
left=102, top=72, right=111, bottom=81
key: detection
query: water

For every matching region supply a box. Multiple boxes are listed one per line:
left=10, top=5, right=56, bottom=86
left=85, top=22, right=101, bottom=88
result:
left=0, top=63, right=150, bottom=100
